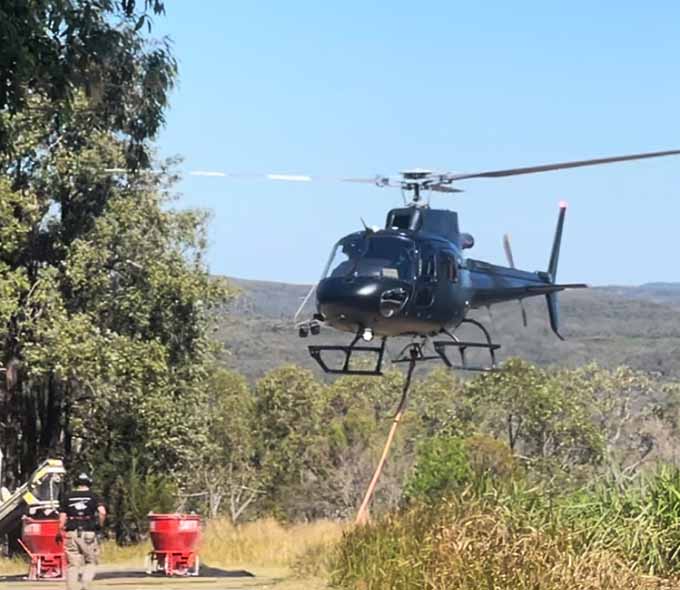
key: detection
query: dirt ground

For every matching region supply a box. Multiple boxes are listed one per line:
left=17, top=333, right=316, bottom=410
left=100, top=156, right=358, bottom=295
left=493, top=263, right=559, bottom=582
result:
left=0, top=565, right=328, bottom=590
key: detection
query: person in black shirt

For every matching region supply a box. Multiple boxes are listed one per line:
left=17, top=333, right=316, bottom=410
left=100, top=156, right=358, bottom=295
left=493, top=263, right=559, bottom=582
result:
left=58, top=473, right=106, bottom=590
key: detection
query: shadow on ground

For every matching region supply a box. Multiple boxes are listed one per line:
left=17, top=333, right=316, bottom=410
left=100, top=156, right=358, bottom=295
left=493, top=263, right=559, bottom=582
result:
left=0, top=564, right=255, bottom=582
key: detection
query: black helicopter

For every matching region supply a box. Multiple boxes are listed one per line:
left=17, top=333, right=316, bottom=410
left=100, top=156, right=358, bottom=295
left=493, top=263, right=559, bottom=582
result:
left=291, top=149, right=680, bottom=375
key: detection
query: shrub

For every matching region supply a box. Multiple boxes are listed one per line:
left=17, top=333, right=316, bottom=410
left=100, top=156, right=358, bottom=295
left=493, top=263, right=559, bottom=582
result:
left=403, top=436, right=471, bottom=503
left=404, top=434, right=516, bottom=504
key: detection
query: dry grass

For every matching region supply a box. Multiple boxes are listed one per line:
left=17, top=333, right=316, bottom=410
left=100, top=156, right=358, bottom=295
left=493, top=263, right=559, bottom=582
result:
left=333, top=502, right=680, bottom=590
left=0, top=556, right=24, bottom=575
left=426, top=509, right=677, bottom=590
left=96, top=517, right=344, bottom=582
left=200, top=517, right=343, bottom=569
left=100, top=538, right=153, bottom=565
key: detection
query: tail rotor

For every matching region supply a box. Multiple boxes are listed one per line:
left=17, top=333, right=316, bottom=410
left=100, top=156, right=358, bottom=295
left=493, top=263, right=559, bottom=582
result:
left=502, top=233, right=528, bottom=327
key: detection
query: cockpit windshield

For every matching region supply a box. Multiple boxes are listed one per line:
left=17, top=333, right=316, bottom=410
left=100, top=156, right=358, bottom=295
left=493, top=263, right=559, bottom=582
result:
left=323, top=235, right=415, bottom=280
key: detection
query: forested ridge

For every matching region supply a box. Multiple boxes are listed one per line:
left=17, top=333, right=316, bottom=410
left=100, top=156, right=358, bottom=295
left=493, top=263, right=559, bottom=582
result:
left=218, top=277, right=680, bottom=379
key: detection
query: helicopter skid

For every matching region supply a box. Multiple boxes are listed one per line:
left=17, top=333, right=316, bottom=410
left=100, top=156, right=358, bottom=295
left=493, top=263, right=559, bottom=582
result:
left=433, top=340, right=500, bottom=372
left=309, top=337, right=387, bottom=376
left=435, top=318, right=501, bottom=371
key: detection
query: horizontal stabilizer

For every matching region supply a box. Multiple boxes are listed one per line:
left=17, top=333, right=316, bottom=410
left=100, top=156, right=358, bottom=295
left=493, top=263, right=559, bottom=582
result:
left=525, top=282, right=588, bottom=294
left=500, top=283, right=587, bottom=298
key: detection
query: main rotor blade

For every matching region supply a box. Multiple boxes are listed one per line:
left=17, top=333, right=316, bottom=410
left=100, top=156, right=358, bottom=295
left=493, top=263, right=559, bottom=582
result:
left=430, top=184, right=464, bottom=193
left=191, top=172, right=321, bottom=182
left=190, top=172, right=401, bottom=188
left=447, top=149, right=680, bottom=181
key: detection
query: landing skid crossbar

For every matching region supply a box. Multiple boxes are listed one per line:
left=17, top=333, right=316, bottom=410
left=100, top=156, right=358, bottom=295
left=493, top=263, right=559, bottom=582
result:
left=434, top=318, right=500, bottom=371
left=309, top=336, right=387, bottom=375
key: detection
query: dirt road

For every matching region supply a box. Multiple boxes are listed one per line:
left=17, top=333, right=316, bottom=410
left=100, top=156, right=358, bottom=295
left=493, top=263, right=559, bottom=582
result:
left=0, top=565, right=326, bottom=590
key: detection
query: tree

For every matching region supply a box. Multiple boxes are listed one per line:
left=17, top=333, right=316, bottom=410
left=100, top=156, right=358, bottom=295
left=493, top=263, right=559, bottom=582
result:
left=253, top=365, right=327, bottom=518
left=0, top=0, right=175, bottom=165
left=411, top=368, right=469, bottom=437
left=193, top=369, right=261, bottom=523
left=0, top=3, right=234, bottom=528
left=565, top=364, right=673, bottom=480
left=319, top=369, right=412, bottom=518
left=466, top=358, right=604, bottom=472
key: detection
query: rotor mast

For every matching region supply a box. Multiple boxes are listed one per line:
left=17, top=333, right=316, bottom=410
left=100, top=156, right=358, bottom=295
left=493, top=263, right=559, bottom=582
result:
left=400, top=169, right=434, bottom=206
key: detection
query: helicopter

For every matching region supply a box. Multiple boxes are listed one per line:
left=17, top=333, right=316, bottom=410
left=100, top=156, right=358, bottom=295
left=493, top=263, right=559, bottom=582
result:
left=287, top=149, right=680, bottom=375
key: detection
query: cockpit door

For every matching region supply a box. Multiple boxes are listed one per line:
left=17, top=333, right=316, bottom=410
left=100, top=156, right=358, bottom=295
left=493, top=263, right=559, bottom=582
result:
left=415, top=246, right=436, bottom=307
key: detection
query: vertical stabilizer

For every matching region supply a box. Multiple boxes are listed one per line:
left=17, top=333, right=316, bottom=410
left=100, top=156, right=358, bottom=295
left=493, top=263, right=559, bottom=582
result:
left=548, top=201, right=567, bottom=280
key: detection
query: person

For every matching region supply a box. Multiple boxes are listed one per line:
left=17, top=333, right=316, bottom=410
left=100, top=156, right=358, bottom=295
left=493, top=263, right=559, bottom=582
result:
left=58, top=473, right=106, bottom=590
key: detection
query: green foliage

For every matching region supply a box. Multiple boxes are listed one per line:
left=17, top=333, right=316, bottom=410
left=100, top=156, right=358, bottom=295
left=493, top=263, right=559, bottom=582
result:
left=467, top=358, right=605, bottom=473
left=404, top=432, right=517, bottom=505
left=106, top=455, right=179, bottom=544
left=253, top=365, right=328, bottom=518
left=549, top=465, right=680, bottom=576
left=0, top=0, right=175, bottom=163
left=465, top=433, right=516, bottom=480
left=403, top=436, right=471, bottom=503
left=187, top=368, right=261, bottom=522
left=410, top=368, right=469, bottom=437
left=0, top=2, right=235, bottom=528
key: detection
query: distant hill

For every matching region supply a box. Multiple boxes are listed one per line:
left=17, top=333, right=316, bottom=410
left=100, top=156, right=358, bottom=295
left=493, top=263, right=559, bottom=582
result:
left=599, top=283, right=680, bottom=309
left=215, top=278, right=680, bottom=380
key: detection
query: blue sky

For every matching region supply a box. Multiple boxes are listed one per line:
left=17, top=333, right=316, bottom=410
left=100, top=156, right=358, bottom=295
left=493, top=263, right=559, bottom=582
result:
left=155, top=2, right=680, bottom=286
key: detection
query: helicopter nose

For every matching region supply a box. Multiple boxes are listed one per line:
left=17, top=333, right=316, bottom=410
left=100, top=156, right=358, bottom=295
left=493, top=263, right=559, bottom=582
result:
left=316, top=277, right=409, bottom=328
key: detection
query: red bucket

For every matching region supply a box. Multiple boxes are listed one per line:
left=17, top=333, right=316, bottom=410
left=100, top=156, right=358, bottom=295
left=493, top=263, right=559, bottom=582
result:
left=19, top=518, right=65, bottom=580
left=147, top=514, right=201, bottom=576
left=21, top=518, right=63, bottom=555
left=148, top=514, right=201, bottom=552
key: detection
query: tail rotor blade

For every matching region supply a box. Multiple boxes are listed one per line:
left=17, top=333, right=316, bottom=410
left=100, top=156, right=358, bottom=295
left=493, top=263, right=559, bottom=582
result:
left=503, top=234, right=528, bottom=327
left=502, top=234, right=516, bottom=268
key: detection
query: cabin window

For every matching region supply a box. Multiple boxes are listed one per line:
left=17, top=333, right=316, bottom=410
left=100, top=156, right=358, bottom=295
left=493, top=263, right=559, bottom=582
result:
left=324, top=236, right=364, bottom=278
left=358, top=237, right=415, bottom=279
left=324, top=235, right=415, bottom=280
left=419, top=248, right=436, bottom=279
left=440, top=253, right=457, bottom=282
left=390, top=212, right=412, bottom=230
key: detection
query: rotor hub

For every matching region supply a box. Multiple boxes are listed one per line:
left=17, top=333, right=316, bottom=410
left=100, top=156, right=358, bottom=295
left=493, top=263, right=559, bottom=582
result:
left=400, top=169, right=433, bottom=181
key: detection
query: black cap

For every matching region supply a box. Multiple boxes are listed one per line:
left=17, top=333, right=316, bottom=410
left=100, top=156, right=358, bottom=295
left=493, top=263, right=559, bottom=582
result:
left=76, top=473, right=92, bottom=486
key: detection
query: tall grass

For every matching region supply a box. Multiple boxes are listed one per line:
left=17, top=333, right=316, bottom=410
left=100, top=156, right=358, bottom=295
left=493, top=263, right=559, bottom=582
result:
left=554, top=465, right=680, bottom=575
left=332, top=499, right=678, bottom=590
left=331, top=466, right=680, bottom=589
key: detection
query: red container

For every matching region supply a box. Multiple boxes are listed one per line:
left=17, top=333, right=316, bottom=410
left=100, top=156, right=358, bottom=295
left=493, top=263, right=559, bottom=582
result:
left=19, top=518, right=65, bottom=580
left=147, top=514, right=201, bottom=576
left=22, top=518, right=62, bottom=554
